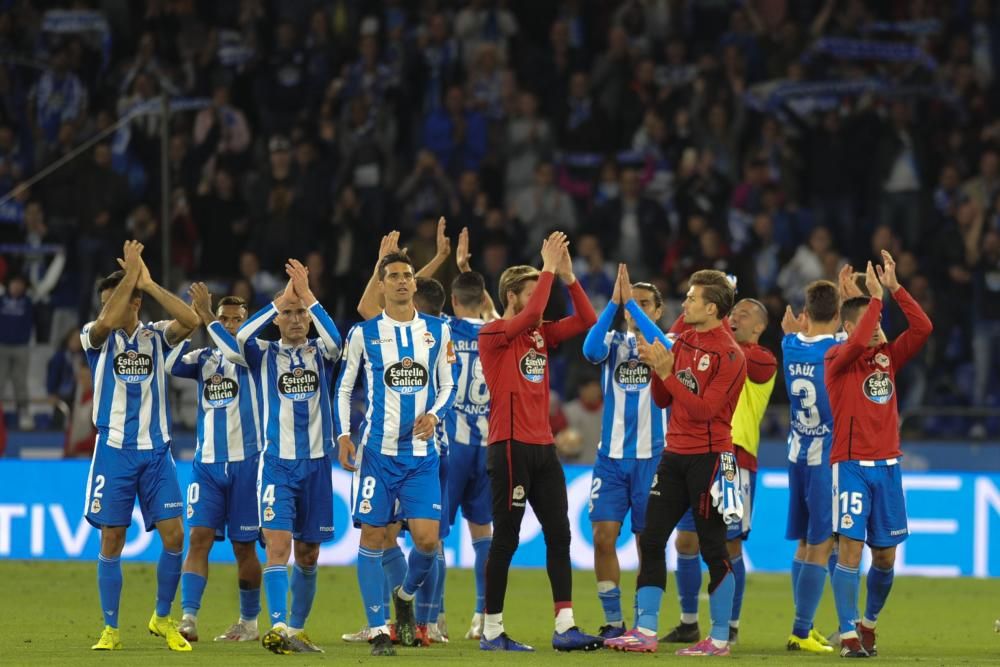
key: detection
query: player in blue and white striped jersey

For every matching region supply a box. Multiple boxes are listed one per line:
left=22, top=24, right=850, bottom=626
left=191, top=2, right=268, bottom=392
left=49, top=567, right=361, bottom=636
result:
left=167, top=285, right=263, bottom=645
left=447, top=228, right=500, bottom=641
left=335, top=251, right=456, bottom=654
left=581, top=264, right=670, bottom=639
left=83, top=240, right=202, bottom=652
left=209, top=259, right=341, bottom=655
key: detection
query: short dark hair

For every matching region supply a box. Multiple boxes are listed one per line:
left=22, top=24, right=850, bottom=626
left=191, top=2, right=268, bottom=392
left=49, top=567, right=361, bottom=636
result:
left=378, top=251, right=415, bottom=280
left=452, top=271, right=487, bottom=309
left=414, top=277, right=446, bottom=316
left=217, top=295, right=248, bottom=312
left=96, top=270, right=140, bottom=299
left=737, top=297, right=769, bottom=326
left=804, top=280, right=839, bottom=323
left=841, top=296, right=872, bottom=324
left=689, top=269, right=735, bottom=318
left=631, top=282, right=663, bottom=308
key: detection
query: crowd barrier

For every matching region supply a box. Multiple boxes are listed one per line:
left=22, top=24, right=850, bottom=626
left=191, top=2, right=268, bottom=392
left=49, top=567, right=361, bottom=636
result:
left=1, top=460, right=998, bottom=577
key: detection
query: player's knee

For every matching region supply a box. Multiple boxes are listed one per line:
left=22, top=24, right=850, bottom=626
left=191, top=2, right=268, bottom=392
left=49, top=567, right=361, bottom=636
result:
left=836, top=537, right=864, bottom=567
left=639, top=531, right=667, bottom=561
left=675, top=530, right=699, bottom=555
left=726, top=538, right=743, bottom=558
left=294, top=542, right=320, bottom=568
left=360, top=524, right=386, bottom=550
left=158, top=518, right=185, bottom=552
left=232, top=540, right=258, bottom=564
left=468, top=522, right=492, bottom=540
left=542, top=518, right=571, bottom=549
left=592, top=523, right=619, bottom=552
left=707, top=559, right=732, bottom=593
left=871, top=547, right=896, bottom=570
left=100, top=526, right=127, bottom=557
left=489, top=531, right=519, bottom=559
left=264, top=531, right=292, bottom=564
left=188, top=528, right=215, bottom=553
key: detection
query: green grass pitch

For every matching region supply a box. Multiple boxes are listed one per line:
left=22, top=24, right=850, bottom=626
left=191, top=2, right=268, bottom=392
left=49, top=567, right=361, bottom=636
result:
left=3, top=560, right=999, bottom=665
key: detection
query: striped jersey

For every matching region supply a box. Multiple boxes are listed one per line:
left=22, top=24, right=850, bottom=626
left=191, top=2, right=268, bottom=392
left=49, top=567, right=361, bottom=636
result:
left=782, top=333, right=839, bottom=465
left=335, top=311, right=457, bottom=457
left=443, top=315, right=489, bottom=448
left=168, top=345, right=262, bottom=463
left=81, top=320, right=186, bottom=450
left=209, top=302, right=342, bottom=460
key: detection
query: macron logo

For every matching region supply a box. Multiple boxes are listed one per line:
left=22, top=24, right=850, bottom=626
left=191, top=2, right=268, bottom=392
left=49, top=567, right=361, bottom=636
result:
left=369, top=605, right=381, bottom=613
left=271, top=612, right=281, bottom=619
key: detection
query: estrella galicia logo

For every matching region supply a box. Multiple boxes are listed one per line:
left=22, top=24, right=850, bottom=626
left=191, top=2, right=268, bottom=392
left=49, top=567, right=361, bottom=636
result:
left=113, top=350, right=153, bottom=383
left=278, top=367, right=319, bottom=401
left=384, top=356, right=429, bottom=394
left=614, top=359, right=651, bottom=392
left=862, top=371, right=894, bottom=405
left=675, top=367, right=699, bottom=394
left=519, top=349, right=547, bottom=383
left=203, top=373, right=239, bottom=408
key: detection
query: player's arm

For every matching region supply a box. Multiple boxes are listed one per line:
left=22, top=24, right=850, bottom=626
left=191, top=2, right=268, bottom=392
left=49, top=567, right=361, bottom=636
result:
left=746, top=345, right=778, bottom=384
left=659, top=343, right=747, bottom=420
left=415, top=217, right=451, bottom=279
left=826, top=261, right=883, bottom=376
left=494, top=232, right=567, bottom=340
left=880, top=251, right=933, bottom=368
left=220, top=298, right=280, bottom=367
left=166, top=346, right=202, bottom=379
left=543, top=243, right=598, bottom=346
left=583, top=301, right=617, bottom=363
left=456, top=227, right=500, bottom=321
left=286, top=258, right=343, bottom=358
left=86, top=240, right=143, bottom=348
left=415, top=326, right=458, bottom=439
left=357, top=231, right=401, bottom=320
left=639, top=338, right=674, bottom=408
left=335, top=326, right=365, bottom=471
left=121, top=249, right=200, bottom=346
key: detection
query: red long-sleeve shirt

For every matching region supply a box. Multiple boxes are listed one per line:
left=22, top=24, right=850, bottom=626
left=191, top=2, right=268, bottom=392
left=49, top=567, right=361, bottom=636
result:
left=651, top=323, right=747, bottom=454
left=826, top=287, right=932, bottom=463
left=479, top=272, right=597, bottom=445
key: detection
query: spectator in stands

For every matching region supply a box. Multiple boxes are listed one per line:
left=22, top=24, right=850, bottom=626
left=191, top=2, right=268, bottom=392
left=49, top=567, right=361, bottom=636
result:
left=588, top=167, right=669, bottom=279
left=193, top=83, right=252, bottom=167
left=397, top=149, right=458, bottom=224
left=258, top=21, right=307, bottom=134
left=556, top=71, right=608, bottom=153
left=423, top=84, right=488, bottom=178
left=739, top=213, right=782, bottom=297
left=510, top=161, right=577, bottom=251
left=777, top=225, right=834, bottom=308
left=592, top=26, right=634, bottom=140
left=28, top=47, right=87, bottom=152
left=46, top=327, right=83, bottom=430
left=0, top=274, right=33, bottom=430
left=505, top=91, right=552, bottom=201
left=961, top=146, right=1000, bottom=213
left=454, top=0, right=519, bottom=69
left=875, top=101, right=928, bottom=251
left=554, top=375, right=603, bottom=465
left=0, top=123, right=28, bottom=192
left=237, top=250, right=281, bottom=308
left=193, top=167, right=249, bottom=279
left=970, top=229, right=1000, bottom=436
left=412, top=12, right=462, bottom=115
left=572, top=232, right=615, bottom=311
left=19, top=200, right=66, bottom=342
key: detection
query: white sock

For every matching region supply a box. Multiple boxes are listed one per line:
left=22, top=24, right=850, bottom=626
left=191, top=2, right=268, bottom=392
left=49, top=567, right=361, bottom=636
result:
left=484, top=613, right=504, bottom=640
left=371, top=624, right=390, bottom=637
left=861, top=617, right=876, bottom=629
left=288, top=626, right=302, bottom=636
left=841, top=630, right=858, bottom=640
left=711, top=638, right=728, bottom=649
left=680, top=613, right=698, bottom=625
left=272, top=621, right=288, bottom=632
left=555, top=607, right=576, bottom=633
left=596, top=580, right=616, bottom=593
left=241, top=617, right=257, bottom=628
left=182, top=612, right=196, bottom=622
left=636, top=626, right=657, bottom=637
left=397, top=588, right=416, bottom=602
left=729, top=620, right=740, bottom=629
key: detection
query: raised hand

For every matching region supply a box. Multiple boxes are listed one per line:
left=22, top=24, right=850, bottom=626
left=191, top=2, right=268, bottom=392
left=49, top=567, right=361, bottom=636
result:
left=875, top=249, right=900, bottom=293
left=864, top=260, right=884, bottom=301
left=434, top=216, right=451, bottom=259
left=379, top=231, right=401, bottom=260
left=456, top=227, right=472, bottom=272
left=782, top=305, right=805, bottom=335
left=611, top=264, right=623, bottom=304
left=188, top=282, right=214, bottom=323
left=839, top=263, right=863, bottom=300
left=620, top=263, right=633, bottom=303
left=541, top=231, right=568, bottom=273
left=555, top=238, right=575, bottom=284
left=286, top=258, right=315, bottom=306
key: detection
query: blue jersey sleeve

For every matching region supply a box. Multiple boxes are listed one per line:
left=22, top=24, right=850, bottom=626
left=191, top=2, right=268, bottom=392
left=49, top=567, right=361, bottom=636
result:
left=583, top=301, right=618, bottom=363
left=624, top=299, right=673, bottom=349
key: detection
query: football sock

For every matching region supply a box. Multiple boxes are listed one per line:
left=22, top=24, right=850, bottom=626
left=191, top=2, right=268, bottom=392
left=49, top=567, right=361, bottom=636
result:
left=863, top=565, right=894, bottom=625
left=791, top=557, right=804, bottom=608
left=708, top=571, right=735, bottom=643
left=416, top=549, right=440, bottom=624
left=97, top=554, right=122, bottom=628
left=554, top=603, right=576, bottom=633
left=155, top=549, right=182, bottom=617
left=401, top=545, right=437, bottom=599
left=239, top=584, right=261, bottom=622
left=636, top=585, right=663, bottom=634
left=793, top=562, right=827, bottom=638
left=472, top=536, right=491, bottom=614
left=263, top=565, right=289, bottom=626
left=676, top=552, right=701, bottom=624
left=180, top=572, right=206, bottom=618
left=730, top=554, right=746, bottom=625
left=597, top=580, right=623, bottom=625
left=358, top=547, right=385, bottom=628
left=288, top=563, right=317, bottom=630
left=483, top=613, right=504, bottom=641
left=433, top=549, right=446, bottom=621
left=832, top=563, right=860, bottom=635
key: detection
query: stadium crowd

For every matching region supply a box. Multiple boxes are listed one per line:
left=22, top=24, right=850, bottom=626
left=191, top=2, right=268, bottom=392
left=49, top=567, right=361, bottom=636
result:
left=0, top=0, right=999, bottom=440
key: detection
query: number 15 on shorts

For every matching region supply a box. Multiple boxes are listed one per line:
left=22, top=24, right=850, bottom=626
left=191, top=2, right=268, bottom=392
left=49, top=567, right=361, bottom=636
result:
left=839, top=490, right=863, bottom=530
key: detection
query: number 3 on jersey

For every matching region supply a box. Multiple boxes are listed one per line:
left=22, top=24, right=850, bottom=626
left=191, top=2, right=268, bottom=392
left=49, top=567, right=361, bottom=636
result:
left=790, top=378, right=820, bottom=428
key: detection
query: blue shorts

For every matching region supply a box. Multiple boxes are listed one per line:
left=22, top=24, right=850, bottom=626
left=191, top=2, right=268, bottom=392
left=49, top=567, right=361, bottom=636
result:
left=588, top=453, right=658, bottom=533
left=832, top=461, right=908, bottom=547
left=786, top=461, right=833, bottom=545
left=353, top=445, right=441, bottom=528
left=187, top=455, right=261, bottom=543
left=437, top=446, right=450, bottom=539
left=447, top=443, right=492, bottom=526
left=258, top=455, right=335, bottom=544
left=678, top=470, right=757, bottom=541
left=85, top=445, right=183, bottom=532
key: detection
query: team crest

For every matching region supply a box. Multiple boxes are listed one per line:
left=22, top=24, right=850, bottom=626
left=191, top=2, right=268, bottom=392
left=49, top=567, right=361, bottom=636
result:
left=90, top=498, right=101, bottom=514
left=840, top=514, right=854, bottom=530
left=423, top=331, right=436, bottom=347
left=445, top=340, right=456, bottom=364
left=675, top=368, right=699, bottom=394
left=698, top=354, right=711, bottom=371
left=512, top=485, right=525, bottom=501
left=875, top=353, right=890, bottom=368
left=187, top=504, right=194, bottom=519
left=263, top=507, right=275, bottom=522
left=359, top=499, right=372, bottom=515
left=531, top=331, right=545, bottom=349
left=862, top=371, right=894, bottom=405
left=140, top=330, right=154, bottom=339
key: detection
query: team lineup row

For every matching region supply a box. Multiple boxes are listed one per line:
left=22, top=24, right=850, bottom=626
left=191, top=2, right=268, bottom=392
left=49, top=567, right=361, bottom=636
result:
left=78, top=221, right=931, bottom=657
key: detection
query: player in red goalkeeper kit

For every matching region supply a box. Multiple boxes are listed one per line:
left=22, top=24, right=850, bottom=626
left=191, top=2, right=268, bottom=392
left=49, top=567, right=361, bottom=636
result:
left=826, top=252, right=932, bottom=658
left=477, top=232, right=603, bottom=652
